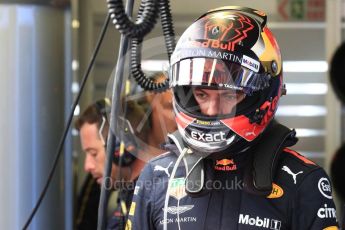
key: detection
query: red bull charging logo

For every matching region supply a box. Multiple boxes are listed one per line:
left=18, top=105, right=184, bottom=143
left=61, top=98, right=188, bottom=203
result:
left=215, top=159, right=237, bottom=171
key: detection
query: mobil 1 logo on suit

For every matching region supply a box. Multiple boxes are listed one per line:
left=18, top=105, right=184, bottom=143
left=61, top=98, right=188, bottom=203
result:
left=238, top=214, right=281, bottom=229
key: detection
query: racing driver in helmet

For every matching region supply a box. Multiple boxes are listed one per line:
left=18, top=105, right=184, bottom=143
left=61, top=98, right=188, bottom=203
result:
left=126, top=6, right=339, bottom=230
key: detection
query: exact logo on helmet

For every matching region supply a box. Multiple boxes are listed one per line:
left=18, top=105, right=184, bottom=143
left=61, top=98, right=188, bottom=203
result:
left=238, top=214, right=281, bottom=230
left=190, top=130, right=226, bottom=142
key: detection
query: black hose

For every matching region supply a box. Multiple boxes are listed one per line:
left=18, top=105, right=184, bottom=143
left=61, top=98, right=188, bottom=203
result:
left=159, top=0, right=176, bottom=59
left=129, top=0, right=175, bottom=92
left=107, top=0, right=158, bottom=38
left=130, top=38, right=169, bottom=92
left=107, top=0, right=176, bottom=92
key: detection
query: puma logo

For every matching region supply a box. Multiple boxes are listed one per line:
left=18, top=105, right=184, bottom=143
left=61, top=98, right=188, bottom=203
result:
left=154, top=161, right=173, bottom=177
left=245, top=126, right=257, bottom=137
left=282, top=165, right=303, bottom=184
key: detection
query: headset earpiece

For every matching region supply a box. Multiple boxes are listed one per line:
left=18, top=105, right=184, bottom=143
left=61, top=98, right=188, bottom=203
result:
left=93, top=98, right=137, bottom=167
left=94, top=98, right=111, bottom=146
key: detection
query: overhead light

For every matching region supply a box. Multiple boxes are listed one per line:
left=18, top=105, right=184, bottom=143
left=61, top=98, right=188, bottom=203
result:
left=72, top=60, right=79, bottom=71
left=72, top=19, right=80, bottom=29
left=71, top=82, right=79, bottom=93
left=74, top=104, right=80, bottom=116
left=141, top=60, right=169, bottom=72
left=276, top=105, right=326, bottom=117
left=72, top=128, right=79, bottom=136
left=285, top=83, right=327, bottom=95
left=295, top=128, right=325, bottom=137
left=283, top=61, right=328, bottom=72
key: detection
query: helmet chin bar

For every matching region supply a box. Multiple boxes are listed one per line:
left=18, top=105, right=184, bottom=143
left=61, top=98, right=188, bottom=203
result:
left=183, top=129, right=236, bottom=155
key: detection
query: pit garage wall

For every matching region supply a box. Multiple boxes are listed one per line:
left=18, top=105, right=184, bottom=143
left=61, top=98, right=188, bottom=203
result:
left=0, top=4, right=66, bottom=230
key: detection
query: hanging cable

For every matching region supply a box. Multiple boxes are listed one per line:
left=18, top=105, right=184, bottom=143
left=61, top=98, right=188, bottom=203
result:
left=129, top=0, right=175, bottom=91
left=21, top=13, right=111, bottom=230
left=158, top=0, right=176, bottom=59
left=107, top=0, right=175, bottom=92
left=107, top=0, right=158, bottom=38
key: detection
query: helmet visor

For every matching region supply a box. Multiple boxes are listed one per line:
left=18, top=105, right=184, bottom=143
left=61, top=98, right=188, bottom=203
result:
left=170, top=57, right=270, bottom=95
left=114, top=116, right=138, bottom=148
left=174, top=86, right=250, bottom=118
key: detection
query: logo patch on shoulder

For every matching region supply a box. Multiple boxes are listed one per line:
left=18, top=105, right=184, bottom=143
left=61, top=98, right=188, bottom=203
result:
left=154, top=161, right=173, bottom=177
left=282, top=165, right=303, bottom=184
left=318, top=177, right=332, bottom=199
left=267, top=183, right=284, bottom=199
left=317, top=204, right=337, bottom=219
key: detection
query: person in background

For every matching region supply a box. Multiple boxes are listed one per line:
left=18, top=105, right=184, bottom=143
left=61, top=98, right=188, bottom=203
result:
left=74, top=98, right=118, bottom=230
left=74, top=173, right=100, bottom=230
left=107, top=75, right=177, bottom=229
left=143, top=72, right=177, bottom=152
left=127, top=6, right=339, bottom=229
left=75, top=77, right=177, bottom=229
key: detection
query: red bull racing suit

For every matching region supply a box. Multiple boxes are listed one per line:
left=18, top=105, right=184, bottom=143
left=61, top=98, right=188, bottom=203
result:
left=126, top=145, right=339, bottom=229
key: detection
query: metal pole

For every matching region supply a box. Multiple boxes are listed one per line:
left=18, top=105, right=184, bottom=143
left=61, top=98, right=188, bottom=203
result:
left=97, top=0, right=134, bottom=229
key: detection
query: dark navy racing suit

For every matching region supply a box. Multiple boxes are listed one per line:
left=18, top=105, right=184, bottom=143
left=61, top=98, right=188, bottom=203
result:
left=127, top=146, right=339, bottom=229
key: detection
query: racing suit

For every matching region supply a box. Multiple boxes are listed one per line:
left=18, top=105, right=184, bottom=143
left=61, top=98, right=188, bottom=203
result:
left=127, top=142, right=339, bottom=229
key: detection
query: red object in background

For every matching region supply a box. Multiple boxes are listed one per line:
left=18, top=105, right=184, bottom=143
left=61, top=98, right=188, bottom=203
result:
left=277, top=0, right=325, bottom=21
